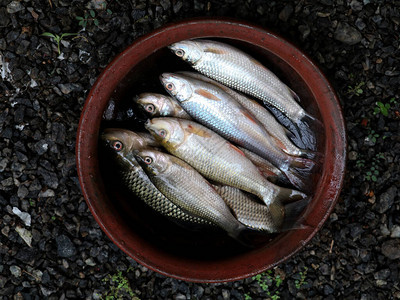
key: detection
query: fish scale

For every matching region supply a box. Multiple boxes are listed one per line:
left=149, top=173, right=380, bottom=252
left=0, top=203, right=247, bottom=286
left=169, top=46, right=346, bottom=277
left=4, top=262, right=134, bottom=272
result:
left=213, top=185, right=276, bottom=232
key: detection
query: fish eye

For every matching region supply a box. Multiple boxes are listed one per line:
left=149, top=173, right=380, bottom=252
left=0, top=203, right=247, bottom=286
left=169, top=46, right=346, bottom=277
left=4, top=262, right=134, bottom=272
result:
left=144, top=156, right=153, bottom=165
left=146, top=104, right=155, bottom=113
left=166, top=83, right=174, bottom=91
left=175, top=49, right=185, bottom=57
left=112, top=140, right=123, bottom=151
left=158, top=129, right=167, bottom=138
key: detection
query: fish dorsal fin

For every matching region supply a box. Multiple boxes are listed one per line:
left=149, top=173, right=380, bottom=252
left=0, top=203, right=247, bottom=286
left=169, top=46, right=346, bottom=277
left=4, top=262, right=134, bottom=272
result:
left=184, top=124, right=212, bottom=138
left=204, top=48, right=226, bottom=55
left=194, top=88, right=222, bottom=101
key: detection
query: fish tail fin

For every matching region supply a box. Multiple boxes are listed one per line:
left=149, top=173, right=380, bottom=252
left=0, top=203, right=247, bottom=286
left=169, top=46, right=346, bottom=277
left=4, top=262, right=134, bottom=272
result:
left=228, top=223, right=257, bottom=247
left=281, top=197, right=311, bottom=231
left=299, top=148, right=323, bottom=161
left=294, top=114, right=323, bottom=150
left=281, top=157, right=315, bottom=193
left=288, top=87, right=301, bottom=103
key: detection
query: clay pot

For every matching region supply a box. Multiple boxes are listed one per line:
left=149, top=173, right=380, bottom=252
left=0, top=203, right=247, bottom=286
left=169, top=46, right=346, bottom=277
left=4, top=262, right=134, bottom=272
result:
left=76, top=18, right=346, bottom=283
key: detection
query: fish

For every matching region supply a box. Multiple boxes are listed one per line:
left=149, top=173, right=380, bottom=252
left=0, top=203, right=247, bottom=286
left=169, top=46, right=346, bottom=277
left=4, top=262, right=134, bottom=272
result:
left=212, top=185, right=277, bottom=232
left=168, top=39, right=314, bottom=122
left=214, top=185, right=309, bottom=232
left=135, top=149, right=249, bottom=242
left=134, top=93, right=191, bottom=119
left=101, top=128, right=212, bottom=226
left=177, top=71, right=317, bottom=159
left=160, top=72, right=315, bottom=192
left=145, top=118, right=307, bottom=227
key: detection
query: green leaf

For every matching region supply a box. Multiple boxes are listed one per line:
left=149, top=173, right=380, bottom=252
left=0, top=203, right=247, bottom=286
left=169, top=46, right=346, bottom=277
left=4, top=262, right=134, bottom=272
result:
left=79, top=20, right=84, bottom=26
left=94, top=19, right=99, bottom=26
left=76, top=16, right=84, bottom=20
left=90, top=9, right=96, bottom=17
left=372, top=175, right=377, bottom=182
left=107, top=8, right=112, bottom=14
left=41, top=32, right=56, bottom=38
left=61, top=33, right=79, bottom=38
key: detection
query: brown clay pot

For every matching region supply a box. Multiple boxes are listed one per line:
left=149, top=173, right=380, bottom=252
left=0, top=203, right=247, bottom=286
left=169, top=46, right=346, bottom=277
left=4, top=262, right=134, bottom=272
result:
left=76, top=18, right=346, bottom=283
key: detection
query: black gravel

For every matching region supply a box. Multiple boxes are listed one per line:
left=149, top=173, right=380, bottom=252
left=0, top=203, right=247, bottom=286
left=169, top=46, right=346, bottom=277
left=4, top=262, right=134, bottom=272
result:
left=1, top=0, right=400, bottom=299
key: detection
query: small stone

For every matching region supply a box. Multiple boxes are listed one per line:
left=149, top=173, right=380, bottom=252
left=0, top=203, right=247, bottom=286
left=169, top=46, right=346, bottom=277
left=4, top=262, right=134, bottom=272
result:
left=375, top=279, right=387, bottom=287
left=58, top=83, right=83, bottom=94
left=1, top=226, right=10, bottom=237
left=348, top=151, right=358, bottom=160
left=12, top=207, right=31, bottom=226
left=391, top=226, right=400, bottom=238
left=381, top=239, right=400, bottom=260
left=38, top=189, right=55, bottom=198
left=334, top=22, right=362, bottom=45
left=0, top=8, right=10, bottom=27
left=174, top=294, right=186, bottom=300
left=350, top=0, right=363, bottom=11
left=15, top=226, right=32, bottom=247
left=10, top=265, right=22, bottom=277
left=222, top=289, right=230, bottom=300
left=37, top=167, right=59, bottom=189
left=17, top=185, right=29, bottom=198
left=323, top=284, right=334, bottom=295
left=279, top=4, right=294, bottom=22
left=380, top=224, right=390, bottom=236
left=0, top=158, right=8, bottom=172
left=34, top=140, right=48, bottom=155
left=7, top=1, right=24, bottom=14
left=376, top=186, right=397, bottom=213
left=56, top=235, right=77, bottom=258
left=374, top=269, right=390, bottom=280
left=85, top=258, right=96, bottom=266
left=298, top=24, right=310, bottom=39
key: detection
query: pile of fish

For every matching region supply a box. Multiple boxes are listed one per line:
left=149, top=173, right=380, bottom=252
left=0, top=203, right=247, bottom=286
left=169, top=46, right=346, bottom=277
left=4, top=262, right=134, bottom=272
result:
left=101, top=39, right=322, bottom=245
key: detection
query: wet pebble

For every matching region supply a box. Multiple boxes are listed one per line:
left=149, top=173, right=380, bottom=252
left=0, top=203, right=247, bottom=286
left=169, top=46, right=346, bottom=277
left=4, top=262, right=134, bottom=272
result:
left=334, top=22, right=362, bottom=45
left=56, top=235, right=77, bottom=258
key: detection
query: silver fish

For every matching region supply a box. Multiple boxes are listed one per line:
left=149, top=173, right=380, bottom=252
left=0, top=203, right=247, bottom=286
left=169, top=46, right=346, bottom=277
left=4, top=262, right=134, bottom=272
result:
left=145, top=118, right=307, bottom=227
left=177, top=71, right=315, bottom=159
left=101, top=128, right=211, bottom=226
left=169, top=39, right=315, bottom=124
left=135, top=93, right=191, bottom=119
left=136, top=149, right=248, bottom=242
left=160, top=72, right=315, bottom=192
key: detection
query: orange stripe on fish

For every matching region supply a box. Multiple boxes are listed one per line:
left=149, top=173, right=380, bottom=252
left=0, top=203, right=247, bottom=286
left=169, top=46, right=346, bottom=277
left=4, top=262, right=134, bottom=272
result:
left=241, top=108, right=259, bottom=125
left=204, top=48, right=226, bottom=55
left=229, top=144, right=246, bottom=157
left=195, top=88, right=222, bottom=101
left=185, top=124, right=211, bottom=138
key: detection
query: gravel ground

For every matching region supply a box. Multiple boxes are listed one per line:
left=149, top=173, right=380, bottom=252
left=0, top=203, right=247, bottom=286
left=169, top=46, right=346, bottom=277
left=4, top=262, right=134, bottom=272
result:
left=1, top=0, right=400, bottom=299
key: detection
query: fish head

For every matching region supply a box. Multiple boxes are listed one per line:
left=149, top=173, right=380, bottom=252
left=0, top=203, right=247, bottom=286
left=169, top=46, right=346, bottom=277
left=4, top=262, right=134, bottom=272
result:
left=135, top=93, right=172, bottom=117
left=144, top=118, right=185, bottom=148
left=136, top=150, right=169, bottom=176
left=101, top=128, right=156, bottom=155
left=169, top=40, right=202, bottom=64
left=160, top=73, right=193, bottom=103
